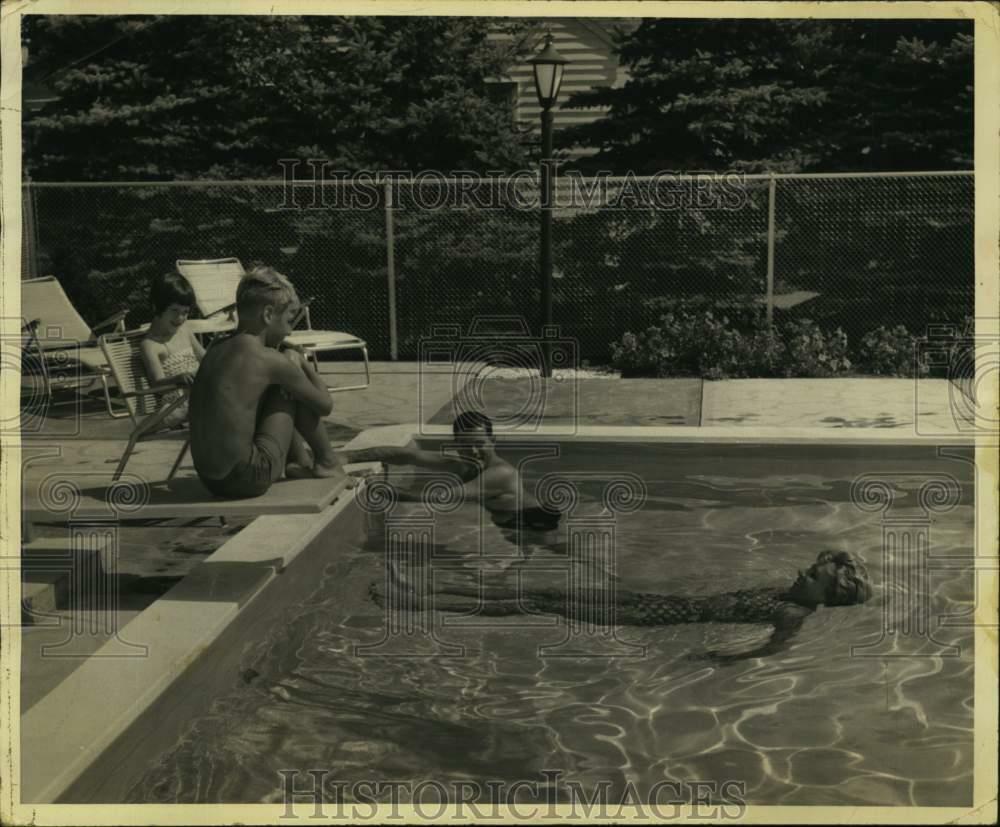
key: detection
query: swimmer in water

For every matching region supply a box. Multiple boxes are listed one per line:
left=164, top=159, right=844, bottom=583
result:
left=370, top=550, right=872, bottom=662
left=340, top=411, right=561, bottom=533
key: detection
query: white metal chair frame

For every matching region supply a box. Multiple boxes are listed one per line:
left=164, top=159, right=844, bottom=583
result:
left=175, top=257, right=371, bottom=392
left=98, top=330, right=190, bottom=482
left=21, top=275, right=131, bottom=418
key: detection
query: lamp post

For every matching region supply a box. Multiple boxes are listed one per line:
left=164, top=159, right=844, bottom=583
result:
left=530, top=33, right=568, bottom=378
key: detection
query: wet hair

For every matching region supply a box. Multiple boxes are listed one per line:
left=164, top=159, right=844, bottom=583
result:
left=820, top=550, right=872, bottom=606
left=150, top=272, right=195, bottom=315
left=453, top=410, right=494, bottom=437
left=236, top=265, right=297, bottom=317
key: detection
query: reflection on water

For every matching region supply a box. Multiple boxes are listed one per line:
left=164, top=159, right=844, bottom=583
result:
left=126, top=446, right=976, bottom=807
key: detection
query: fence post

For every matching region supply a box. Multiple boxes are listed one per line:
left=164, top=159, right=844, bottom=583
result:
left=22, top=174, right=38, bottom=279
left=384, top=178, right=398, bottom=361
left=766, top=173, right=776, bottom=326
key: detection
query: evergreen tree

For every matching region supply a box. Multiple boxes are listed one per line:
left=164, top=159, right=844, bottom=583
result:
left=20, top=14, right=540, bottom=348
left=23, top=15, right=534, bottom=179
left=562, top=19, right=972, bottom=173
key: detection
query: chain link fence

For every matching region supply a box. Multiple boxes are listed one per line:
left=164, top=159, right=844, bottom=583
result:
left=773, top=172, right=974, bottom=341
left=23, top=172, right=973, bottom=363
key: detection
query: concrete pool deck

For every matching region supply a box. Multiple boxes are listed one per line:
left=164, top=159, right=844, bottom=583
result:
left=700, top=377, right=973, bottom=432
left=13, top=364, right=981, bottom=801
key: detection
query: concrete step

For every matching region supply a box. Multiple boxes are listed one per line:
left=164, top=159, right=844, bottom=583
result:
left=22, top=571, right=69, bottom=620
left=20, top=536, right=108, bottom=626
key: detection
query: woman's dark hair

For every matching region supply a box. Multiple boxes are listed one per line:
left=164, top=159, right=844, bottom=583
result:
left=821, top=551, right=872, bottom=606
left=453, top=410, right=494, bottom=437
left=150, top=272, right=196, bottom=315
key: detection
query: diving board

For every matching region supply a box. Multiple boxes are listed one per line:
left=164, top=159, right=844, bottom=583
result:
left=22, top=474, right=354, bottom=522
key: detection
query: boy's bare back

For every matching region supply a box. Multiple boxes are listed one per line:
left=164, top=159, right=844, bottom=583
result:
left=189, top=334, right=283, bottom=479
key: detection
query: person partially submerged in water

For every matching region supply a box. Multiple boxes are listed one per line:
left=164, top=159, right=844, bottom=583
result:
left=371, top=550, right=872, bottom=662
left=341, top=411, right=561, bottom=532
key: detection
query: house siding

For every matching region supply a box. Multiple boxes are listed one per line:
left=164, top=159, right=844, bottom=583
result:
left=489, top=18, right=636, bottom=154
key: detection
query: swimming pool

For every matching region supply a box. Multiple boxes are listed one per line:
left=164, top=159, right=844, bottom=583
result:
left=60, top=438, right=976, bottom=808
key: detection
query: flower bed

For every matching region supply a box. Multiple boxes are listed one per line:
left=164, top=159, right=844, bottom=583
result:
left=609, top=309, right=965, bottom=379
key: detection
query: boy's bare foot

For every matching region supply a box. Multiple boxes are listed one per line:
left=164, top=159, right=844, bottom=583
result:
left=285, top=462, right=315, bottom=480
left=313, top=461, right=358, bottom=488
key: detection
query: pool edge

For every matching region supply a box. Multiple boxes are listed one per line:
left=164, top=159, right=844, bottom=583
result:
left=345, top=423, right=977, bottom=447
left=19, top=481, right=366, bottom=805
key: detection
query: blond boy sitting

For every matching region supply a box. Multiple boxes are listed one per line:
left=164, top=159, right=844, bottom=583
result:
left=189, top=266, right=347, bottom=498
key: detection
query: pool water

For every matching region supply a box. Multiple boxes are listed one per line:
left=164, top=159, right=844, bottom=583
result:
left=123, top=443, right=976, bottom=807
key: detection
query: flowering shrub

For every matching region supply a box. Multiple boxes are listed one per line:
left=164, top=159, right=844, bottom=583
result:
left=686, top=312, right=747, bottom=379
left=610, top=328, right=672, bottom=378
left=743, top=329, right=788, bottom=377
left=611, top=312, right=863, bottom=378
left=782, top=319, right=852, bottom=377
left=857, top=325, right=929, bottom=377
left=608, top=309, right=957, bottom=379
left=611, top=311, right=731, bottom=377
left=612, top=309, right=787, bottom=378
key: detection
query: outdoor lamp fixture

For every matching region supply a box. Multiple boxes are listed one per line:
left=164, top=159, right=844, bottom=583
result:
left=530, top=32, right=569, bottom=378
left=530, top=32, right=568, bottom=108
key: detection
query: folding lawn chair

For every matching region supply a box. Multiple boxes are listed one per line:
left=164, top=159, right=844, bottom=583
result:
left=176, top=257, right=371, bottom=391
left=98, top=329, right=190, bottom=482
left=21, top=276, right=130, bottom=417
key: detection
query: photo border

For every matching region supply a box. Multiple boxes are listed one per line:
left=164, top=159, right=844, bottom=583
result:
left=1, top=1, right=996, bottom=824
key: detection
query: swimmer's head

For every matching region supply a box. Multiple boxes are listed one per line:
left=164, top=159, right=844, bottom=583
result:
left=452, top=410, right=495, bottom=463
left=787, top=550, right=871, bottom=608
left=236, top=265, right=300, bottom=346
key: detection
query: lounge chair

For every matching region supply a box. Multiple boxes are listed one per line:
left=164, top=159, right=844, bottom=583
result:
left=98, top=329, right=190, bottom=482
left=21, top=276, right=130, bottom=417
left=175, top=257, right=371, bottom=391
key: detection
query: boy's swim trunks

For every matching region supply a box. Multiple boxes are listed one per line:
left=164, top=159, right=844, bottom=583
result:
left=198, top=433, right=285, bottom=499
left=490, top=505, right=562, bottom=532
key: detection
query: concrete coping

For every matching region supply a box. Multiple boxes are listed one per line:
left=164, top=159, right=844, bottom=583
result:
left=17, top=472, right=371, bottom=804
left=22, top=474, right=356, bottom=524
left=343, top=423, right=976, bottom=448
